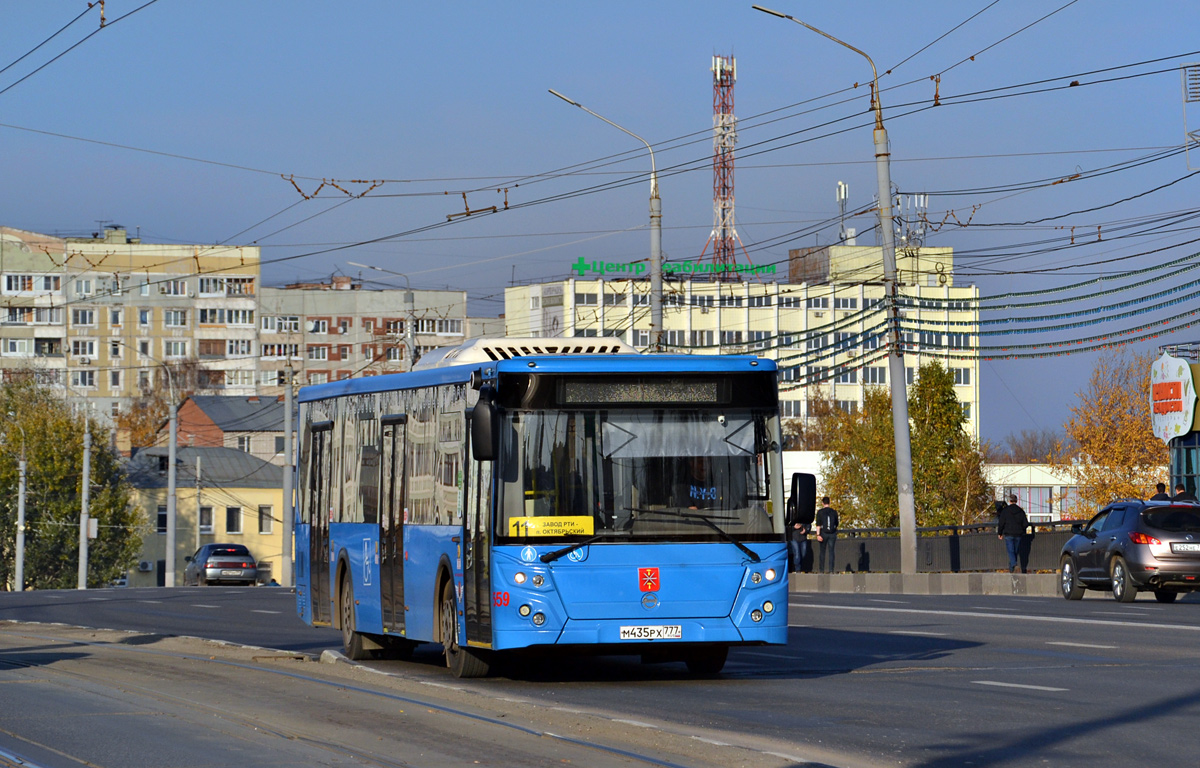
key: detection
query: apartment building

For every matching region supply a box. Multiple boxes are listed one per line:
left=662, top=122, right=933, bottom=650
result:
left=0, top=228, right=474, bottom=427
left=504, top=245, right=982, bottom=439
left=0, top=226, right=260, bottom=423
left=256, top=276, right=468, bottom=393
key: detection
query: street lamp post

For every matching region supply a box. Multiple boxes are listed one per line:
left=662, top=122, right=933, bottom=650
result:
left=78, top=424, right=90, bottom=589
left=548, top=89, right=663, bottom=350
left=7, top=415, right=26, bottom=592
left=754, top=5, right=919, bottom=574
left=347, top=262, right=418, bottom=368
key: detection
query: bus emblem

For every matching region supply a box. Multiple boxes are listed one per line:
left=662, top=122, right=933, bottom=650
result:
left=521, top=546, right=537, bottom=563
left=639, top=567, right=659, bottom=592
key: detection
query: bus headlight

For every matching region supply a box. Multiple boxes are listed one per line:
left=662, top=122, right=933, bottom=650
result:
left=531, top=574, right=544, bottom=587
left=765, top=568, right=777, bottom=581
left=763, top=601, right=774, bottom=613
left=514, top=572, right=527, bottom=585
left=532, top=612, right=546, bottom=626
left=519, top=604, right=531, bottom=617
left=751, top=609, right=763, bottom=622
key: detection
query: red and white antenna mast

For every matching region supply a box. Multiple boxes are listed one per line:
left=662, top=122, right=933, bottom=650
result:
left=701, top=54, right=744, bottom=280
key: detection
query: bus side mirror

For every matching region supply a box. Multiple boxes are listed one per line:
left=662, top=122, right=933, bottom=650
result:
left=471, top=387, right=497, bottom=462
left=787, top=472, right=816, bottom=527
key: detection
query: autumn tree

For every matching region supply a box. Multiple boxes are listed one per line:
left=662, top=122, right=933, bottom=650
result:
left=822, top=362, right=992, bottom=529
left=908, top=362, right=992, bottom=526
left=781, top=389, right=836, bottom=450
left=0, top=380, right=144, bottom=589
left=987, top=428, right=1068, bottom=463
left=1051, top=350, right=1166, bottom=511
left=821, top=388, right=899, bottom=529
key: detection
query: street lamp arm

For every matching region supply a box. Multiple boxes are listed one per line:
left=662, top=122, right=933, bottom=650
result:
left=751, top=5, right=883, bottom=129
left=548, top=89, right=658, bottom=198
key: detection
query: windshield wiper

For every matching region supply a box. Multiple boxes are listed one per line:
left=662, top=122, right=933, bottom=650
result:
left=540, top=530, right=630, bottom=563
left=625, top=507, right=761, bottom=563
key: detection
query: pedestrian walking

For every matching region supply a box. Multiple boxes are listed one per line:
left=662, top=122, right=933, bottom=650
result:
left=815, top=497, right=839, bottom=573
left=1150, top=482, right=1171, bottom=501
left=996, top=494, right=1028, bottom=573
left=1173, top=483, right=1198, bottom=502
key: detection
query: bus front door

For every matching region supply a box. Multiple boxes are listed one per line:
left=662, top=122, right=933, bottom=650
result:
left=463, top=457, right=493, bottom=646
left=380, top=415, right=407, bottom=634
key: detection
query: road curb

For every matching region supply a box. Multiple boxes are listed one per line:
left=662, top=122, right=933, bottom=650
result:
left=789, top=572, right=1060, bottom=598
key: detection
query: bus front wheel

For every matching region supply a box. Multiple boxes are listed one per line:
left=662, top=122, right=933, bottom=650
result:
left=440, top=580, right=490, bottom=678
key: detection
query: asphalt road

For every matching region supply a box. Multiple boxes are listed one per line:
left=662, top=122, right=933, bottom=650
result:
left=2, top=586, right=1199, bottom=767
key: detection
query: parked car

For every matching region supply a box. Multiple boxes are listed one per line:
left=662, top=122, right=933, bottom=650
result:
left=1059, top=500, right=1200, bottom=602
left=183, top=543, right=258, bottom=586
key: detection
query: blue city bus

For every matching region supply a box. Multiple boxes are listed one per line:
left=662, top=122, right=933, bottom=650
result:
left=294, top=338, right=812, bottom=677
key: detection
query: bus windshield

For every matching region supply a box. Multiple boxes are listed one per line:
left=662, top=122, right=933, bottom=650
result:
left=497, top=409, right=781, bottom=544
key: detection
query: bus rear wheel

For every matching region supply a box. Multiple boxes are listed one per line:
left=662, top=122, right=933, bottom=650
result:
left=684, top=645, right=728, bottom=675
left=440, top=580, right=490, bottom=678
left=340, top=575, right=373, bottom=660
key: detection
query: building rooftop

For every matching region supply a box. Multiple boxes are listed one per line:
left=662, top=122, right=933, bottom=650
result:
left=124, top=446, right=282, bottom=490
left=186, top=395, right=288, bottom=433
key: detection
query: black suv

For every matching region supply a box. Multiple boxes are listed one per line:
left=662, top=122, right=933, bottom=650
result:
left=1060, top=500, right=1200, bottom=602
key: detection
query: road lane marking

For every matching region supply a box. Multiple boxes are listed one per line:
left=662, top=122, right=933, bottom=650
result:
left=869, top=598, right=907, bottom=604
left=86, top=597, right=108, bottom=601
left=739, top=650, right=809, bottom=660
left=973, top=680, right=1068, bottom=692
left=789, top=600, right=1200, bottom=632
left=1093, top=611, right=1146, bottom=617
left=692, top=736, right=730, bottom=746
left=972, top=606, right=1018, bottom=611
left=191, top=604, right=220, bottom=609
left=889, top=630, right=947, bottom=637
left=138, top=600, right=162, bottom=604
left=251, top=610, right=281, bottom=614
left=612, top=719, right=656, bottom=729
left=1047, top=641, right=1117, bottom=649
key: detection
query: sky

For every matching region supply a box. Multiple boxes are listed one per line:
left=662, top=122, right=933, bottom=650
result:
left=1, top=1, right=1198, bottom=444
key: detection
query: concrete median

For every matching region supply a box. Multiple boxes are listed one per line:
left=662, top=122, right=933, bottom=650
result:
left=789, top=572, right=1061, bottom=598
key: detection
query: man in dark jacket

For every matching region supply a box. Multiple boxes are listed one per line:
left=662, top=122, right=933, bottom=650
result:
left=815, top=497, right=839, bottom=573
left=996, top=494, right=1028, bottom=573
left=1173, top=483, right=1198, bottom=502
left=1150, top=483, right=1171, bottom=501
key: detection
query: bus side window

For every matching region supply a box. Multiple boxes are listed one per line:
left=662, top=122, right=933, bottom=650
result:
left=360, top=445, right=380, bottom=525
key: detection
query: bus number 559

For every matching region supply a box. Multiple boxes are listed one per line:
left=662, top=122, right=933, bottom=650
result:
left=493, top=591, right=510, bottom=607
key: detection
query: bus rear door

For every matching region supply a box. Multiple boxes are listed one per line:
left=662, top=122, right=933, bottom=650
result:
left=307, top=421, right=334, bottom=624
left=380, top=414, right=407, bottom=634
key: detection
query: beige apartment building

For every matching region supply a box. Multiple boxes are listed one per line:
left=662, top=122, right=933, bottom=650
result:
left=0, top=227, right=475, bottom=428
left=0, top=226, right=260, bottom=423
left=504, top=245, right=982, bottom=439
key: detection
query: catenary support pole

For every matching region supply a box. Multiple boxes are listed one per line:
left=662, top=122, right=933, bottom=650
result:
left=166, top=401, right=178, bottom=587
left=281, top=364, right=294, bottom=588
left=15, top=455, right=25, bottom=591
left=78, top=425, right=91, bottom=590
left=754, top=5, right=918, bottom=572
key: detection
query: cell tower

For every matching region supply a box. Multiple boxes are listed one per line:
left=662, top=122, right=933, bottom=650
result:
left=699, top=54, right=746, bottom=280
